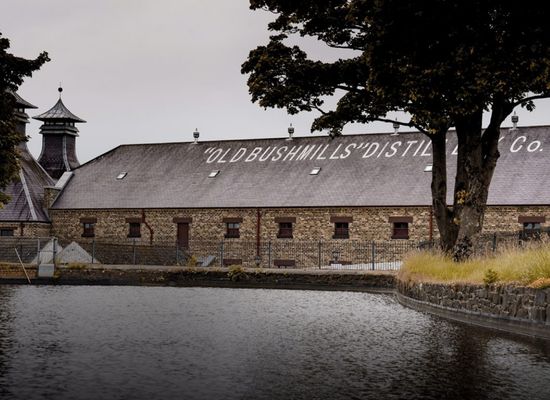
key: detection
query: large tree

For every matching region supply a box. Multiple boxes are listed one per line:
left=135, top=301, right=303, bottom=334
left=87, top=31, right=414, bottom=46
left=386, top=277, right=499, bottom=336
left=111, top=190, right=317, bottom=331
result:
left=242, top=0, right=550, bottom=258
left=0, top=33, right=49, bottom=206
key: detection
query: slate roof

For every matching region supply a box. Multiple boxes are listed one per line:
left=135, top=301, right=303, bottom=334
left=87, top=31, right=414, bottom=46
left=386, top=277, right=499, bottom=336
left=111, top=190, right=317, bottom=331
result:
left=51, top=126, right=550, bottom=210
left=11, top=91, right=37, bottom=109
left=0, top=145, right=55, bottom=222
left=33, top=99, right=86, bottom=123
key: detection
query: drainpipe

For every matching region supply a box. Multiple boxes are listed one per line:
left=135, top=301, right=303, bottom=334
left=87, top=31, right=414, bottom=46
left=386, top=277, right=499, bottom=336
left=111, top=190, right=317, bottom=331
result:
left=256, top=208, right=261, bottom=257
left=429, top=206, right=433, bottom=242
left=141, top=209, right=154, bottom=245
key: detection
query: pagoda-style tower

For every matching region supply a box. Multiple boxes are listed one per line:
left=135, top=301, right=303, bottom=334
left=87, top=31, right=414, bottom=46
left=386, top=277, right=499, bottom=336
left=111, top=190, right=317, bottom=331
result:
left=0, top=92, right=54, bottom=229
left=33, top=87, right=86, bottom=180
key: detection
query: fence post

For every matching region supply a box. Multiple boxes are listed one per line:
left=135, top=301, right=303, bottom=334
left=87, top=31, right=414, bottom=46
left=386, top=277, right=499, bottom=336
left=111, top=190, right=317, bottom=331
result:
left=52, top=237, right=57, bottom=267
left=132, top=238, right=136, bottom=265
left=318, top=240, right=322, bottom=269
left=371, top=240, right=375, bottom=270
left=492, top=233, right=497, bottom=253
left=91, top=240, right=95, bottom=264
left=36, top=238, right=41, bottom=265
left=219, top=240, right=224, bottom=268
left=268, top=241, right=272, bottom=268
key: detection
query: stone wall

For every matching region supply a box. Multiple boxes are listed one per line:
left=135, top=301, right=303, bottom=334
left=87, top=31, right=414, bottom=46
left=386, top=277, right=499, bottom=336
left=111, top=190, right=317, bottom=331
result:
left=398, top=280, right=550, bottom=338
left=49, top=206, right=434, bottom=244
left=484, top=206, right=550, bottom=233
left=47, top=205, right=550, bottom=268
left=50, top=205, right=550, bottom=246
left=0, top=222, right=51, bottom=238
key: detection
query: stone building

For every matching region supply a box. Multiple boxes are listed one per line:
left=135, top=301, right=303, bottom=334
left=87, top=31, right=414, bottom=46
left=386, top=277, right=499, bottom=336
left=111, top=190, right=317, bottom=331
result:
left=2, top=89, right=549, bottom=266
left=34, top=87, right=86, bottom=180
left=0, top=92, right=54, bottom=238
left=46, top=125, right=550, bottom=266
left=0, top=89, right=83, bottom=238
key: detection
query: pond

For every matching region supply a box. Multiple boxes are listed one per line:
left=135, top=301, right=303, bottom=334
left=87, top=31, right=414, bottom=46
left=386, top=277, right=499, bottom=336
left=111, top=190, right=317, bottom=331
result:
left=0, top=286, right=549, bottom=399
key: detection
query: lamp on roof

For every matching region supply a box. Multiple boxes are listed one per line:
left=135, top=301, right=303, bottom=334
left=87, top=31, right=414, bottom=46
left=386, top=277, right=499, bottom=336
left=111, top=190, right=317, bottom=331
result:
left=287, top=123, right=294, bottom=140
left=193, top=128, right=200, bottom=144
left=391, top=119, right=400, bottom=136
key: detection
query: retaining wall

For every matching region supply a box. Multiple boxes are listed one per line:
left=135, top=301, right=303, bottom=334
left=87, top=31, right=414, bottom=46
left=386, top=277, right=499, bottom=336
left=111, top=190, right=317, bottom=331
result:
left=397, top=279, right=550, bottom=339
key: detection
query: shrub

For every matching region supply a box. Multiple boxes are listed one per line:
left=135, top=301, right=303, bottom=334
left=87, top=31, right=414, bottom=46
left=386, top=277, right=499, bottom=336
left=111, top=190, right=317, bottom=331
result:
left=483, top=268, right=499, bottom=285
left=227, top=265, right=247, bottom=281
left=400, top=244, right=550, bottom=286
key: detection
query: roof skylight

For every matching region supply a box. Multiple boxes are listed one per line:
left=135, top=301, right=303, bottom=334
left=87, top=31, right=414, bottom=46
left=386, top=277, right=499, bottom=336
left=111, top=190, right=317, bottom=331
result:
left=209, top=170, right=220, bottom=178
left=310, top=167, right=321, bottom=175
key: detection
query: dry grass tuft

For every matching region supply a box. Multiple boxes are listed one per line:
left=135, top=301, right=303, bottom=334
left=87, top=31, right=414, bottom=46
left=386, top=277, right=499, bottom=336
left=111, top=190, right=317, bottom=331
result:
left=399, top=243, right=550, bottom=286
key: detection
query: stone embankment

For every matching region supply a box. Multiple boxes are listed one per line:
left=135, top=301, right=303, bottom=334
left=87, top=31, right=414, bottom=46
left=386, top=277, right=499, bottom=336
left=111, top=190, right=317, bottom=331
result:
left=397, top=279, right=550, bottom=340
left=0, top=263, right=396, bottom=291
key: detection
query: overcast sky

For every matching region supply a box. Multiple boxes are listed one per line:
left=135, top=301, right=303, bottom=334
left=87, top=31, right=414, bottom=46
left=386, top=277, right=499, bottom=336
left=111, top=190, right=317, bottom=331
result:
left=4, top=0, right=550, bottom=163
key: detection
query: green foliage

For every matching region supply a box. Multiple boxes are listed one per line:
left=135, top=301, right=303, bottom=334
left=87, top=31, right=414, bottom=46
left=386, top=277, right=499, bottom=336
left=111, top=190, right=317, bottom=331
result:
left=185, top=255, right=198, bottom=268
left=0, top=33, right=49, bottom=206
left=243, top=1, right=550, bottom=134
left=227, top=265, right=248, bottom=281
left=243, top=2, right=550, bottom=253
left=483, top=269, right=499, bottom=285
left=66, top=262, right=87, bottom=270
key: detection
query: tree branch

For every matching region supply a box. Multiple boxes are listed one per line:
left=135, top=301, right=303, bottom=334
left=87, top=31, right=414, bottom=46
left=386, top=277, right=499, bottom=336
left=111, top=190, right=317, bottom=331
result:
left=512, top=93, right=550, bottom=107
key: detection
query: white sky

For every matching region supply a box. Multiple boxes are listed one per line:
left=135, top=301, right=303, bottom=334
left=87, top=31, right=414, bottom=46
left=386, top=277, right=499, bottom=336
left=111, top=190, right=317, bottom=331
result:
left=4, top=0, right=550, bottom=163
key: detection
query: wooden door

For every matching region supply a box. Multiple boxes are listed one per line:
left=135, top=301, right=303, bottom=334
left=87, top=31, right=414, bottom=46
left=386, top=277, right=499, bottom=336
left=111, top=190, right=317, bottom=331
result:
left=177, top=223, right=189, bottom=249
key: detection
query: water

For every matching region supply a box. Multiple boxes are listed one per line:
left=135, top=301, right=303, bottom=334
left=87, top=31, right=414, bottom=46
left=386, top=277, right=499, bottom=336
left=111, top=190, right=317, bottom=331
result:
left=0, top=286, right=549, bottom=400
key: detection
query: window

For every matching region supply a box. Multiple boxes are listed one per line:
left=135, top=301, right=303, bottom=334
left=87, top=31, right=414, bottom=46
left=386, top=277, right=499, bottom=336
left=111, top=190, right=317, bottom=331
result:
left=82, top=223, right=95, bottom=237
left=519, top=216, right=545, bottom=239
left=392, top=222, right=409, bottom=239
left=333, top=222, right=349, bottom=239
left=225, top=222, right=240, bottom=238
left=523, top=222, right=541, bottom=239
left=278, top=222, right=293, bottom=238
left=0, top=229, right=14, bottom=237
left=310, top=167, right=321, bottom=175
left=80, top=217, right=97, bottom=237
left=389, top=216, right=413, bottom=240
left=128, top=222, right=141, bottom=238
left=331, top=216, right=352, bottom=239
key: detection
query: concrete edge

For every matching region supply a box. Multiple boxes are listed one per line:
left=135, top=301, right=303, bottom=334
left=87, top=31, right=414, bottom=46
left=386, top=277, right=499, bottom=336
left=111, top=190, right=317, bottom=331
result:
left=396, top=291, right=550, bottom=341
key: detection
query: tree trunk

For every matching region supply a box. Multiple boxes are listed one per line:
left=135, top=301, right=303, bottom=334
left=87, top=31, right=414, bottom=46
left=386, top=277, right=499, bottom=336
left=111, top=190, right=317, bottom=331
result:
left=429, top=104, right=508, bottom=260
left=430, top=129, right=458, bottom=253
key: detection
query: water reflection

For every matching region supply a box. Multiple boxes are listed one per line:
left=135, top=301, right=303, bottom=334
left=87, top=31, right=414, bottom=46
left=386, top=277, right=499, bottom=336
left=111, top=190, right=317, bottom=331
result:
left=0, top=286, right=548, bottom=400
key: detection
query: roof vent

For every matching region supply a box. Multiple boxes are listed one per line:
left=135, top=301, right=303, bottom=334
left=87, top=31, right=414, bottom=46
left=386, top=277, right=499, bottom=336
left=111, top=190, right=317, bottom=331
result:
left=208, top=170, right=220, bottom=178
left=310, top=167, right=321, bottom=175
left=510, top=112, right=519, bottom=131
left=424, top=164, right=433, bottom=172
left=391, top=119, right=400, bottom=136
left=193, top=128, right=200, bottom=144
left=286, top=123, right=295, bottom=141
left=116, top=172, right=127, bottom=180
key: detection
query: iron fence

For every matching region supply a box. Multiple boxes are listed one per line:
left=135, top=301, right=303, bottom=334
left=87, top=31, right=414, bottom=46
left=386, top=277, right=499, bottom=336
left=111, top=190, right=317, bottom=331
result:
left=0, top=230, right=548, bottom=270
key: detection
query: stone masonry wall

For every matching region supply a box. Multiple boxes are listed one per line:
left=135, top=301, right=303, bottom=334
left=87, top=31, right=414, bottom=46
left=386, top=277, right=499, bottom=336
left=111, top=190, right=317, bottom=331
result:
left=398, top=280, right=550, bottom=325
left=49, top=206, right=432, bottom=243
left=0, top=222, right=51, bottom=238
left=50, top=205, right=550, bottom=246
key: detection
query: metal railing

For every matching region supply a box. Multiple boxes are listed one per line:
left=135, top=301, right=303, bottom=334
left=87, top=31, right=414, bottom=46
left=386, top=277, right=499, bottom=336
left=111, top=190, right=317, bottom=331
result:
left=0, top=230, right=548, bottom=270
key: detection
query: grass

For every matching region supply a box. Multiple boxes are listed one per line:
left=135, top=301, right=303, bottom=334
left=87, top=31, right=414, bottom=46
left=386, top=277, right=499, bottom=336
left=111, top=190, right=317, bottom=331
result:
left=399, top=244, right=550, bottom=287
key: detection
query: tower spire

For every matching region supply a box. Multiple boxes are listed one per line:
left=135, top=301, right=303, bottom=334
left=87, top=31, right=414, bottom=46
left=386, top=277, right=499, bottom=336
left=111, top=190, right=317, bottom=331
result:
left=33, top=87, right=86, bottom=180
